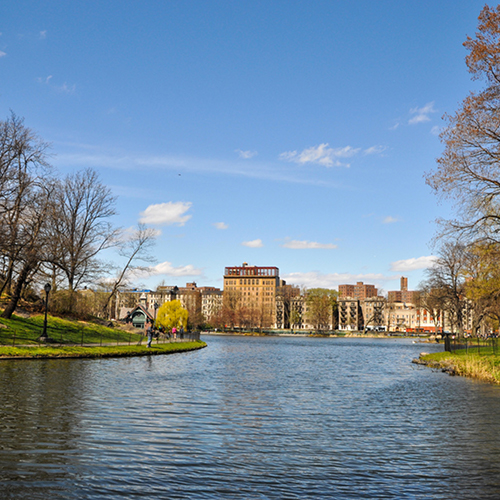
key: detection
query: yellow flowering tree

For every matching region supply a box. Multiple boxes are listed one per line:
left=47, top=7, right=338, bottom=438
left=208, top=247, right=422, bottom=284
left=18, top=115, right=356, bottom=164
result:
left=156, top=300, right=188, bottom=332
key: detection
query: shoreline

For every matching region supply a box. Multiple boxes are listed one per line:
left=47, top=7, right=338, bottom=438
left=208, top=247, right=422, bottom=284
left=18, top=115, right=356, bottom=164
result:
left=0, top=341, right=207, bottom=361
left=413, top=351, right=500, bottom=385
left=202, top=331, right=432, bottom=340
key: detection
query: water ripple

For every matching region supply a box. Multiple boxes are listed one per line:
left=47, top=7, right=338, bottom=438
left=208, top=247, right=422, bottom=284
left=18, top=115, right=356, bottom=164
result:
left=1, top=336, right=500, bottom=498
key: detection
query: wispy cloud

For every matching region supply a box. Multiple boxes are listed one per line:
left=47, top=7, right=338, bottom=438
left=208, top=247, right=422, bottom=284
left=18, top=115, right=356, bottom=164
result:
left=39, top=30, right=47, bottom=39
left=213, top=222, right=228, bottom=230
left=235, top=149, right=257, bottom=159
left=0, top=51, right=6, bottom=58
left=282, top=271, right=393, bottom=289
left=390, top=256, right=437, bottom=272
left=36, top=75, right=76, bottom=94
left=37, top=75, right=53, bottom=84
left=242, top=239, right=263, bottom=248
left=134, top=261, right=202, bottom=278
left=139, top=202, right=192, bottom=226
left=282, top=239, right=337, bottom=249
left=279, top=143, right=360, bottom=167
left=383, top=216, right=399, bottom=224
left=57, top=82, right=76, bottom=94
left=54, top=148, right=339, bottom=187
left=364, top=145, right=387, bottom=155
left=409, top=102, right=436, bottom=125
left=431, top=125, right=443, bottom=136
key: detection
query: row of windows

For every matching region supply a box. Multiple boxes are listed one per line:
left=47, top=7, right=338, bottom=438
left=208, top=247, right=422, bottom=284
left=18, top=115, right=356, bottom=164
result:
left=225, top=280, right=275, bottom=287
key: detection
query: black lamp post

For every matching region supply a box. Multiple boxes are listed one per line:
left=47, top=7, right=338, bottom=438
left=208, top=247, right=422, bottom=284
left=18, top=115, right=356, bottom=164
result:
left=154, top=302, right=159, bottom=326
left=41, top=283, right=51, bottom=340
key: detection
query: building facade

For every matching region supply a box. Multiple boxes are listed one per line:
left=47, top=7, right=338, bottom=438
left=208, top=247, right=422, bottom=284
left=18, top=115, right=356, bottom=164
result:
left=339, top=282, right=378, bottom=300
left=116, top=283, right=222, bottom=327
left=223, top=263, right=282, bottom=327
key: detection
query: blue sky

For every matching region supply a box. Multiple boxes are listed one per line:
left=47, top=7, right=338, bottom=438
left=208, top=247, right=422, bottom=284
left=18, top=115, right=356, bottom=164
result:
left=0, top=1, right=488, bottom=293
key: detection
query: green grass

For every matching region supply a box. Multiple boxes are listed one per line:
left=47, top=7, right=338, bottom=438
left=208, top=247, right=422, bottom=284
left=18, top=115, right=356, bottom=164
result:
left=0, top=313, right=206, bottom=359
left=0, top=313, right=143, bottom=346
left=0, top=341, right=207, bottom=359
left=420, top=347, right=500, bottom=384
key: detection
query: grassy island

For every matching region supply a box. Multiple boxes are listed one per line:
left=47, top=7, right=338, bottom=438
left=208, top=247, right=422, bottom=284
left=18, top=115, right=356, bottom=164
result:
left=0, top=313, right=206, bottom=360
left=415, top=347, right=500, bottom=385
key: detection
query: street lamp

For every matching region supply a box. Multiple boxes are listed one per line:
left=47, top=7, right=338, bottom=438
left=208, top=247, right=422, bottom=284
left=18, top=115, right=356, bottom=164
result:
left=154, top=301, right=159, bottom=325
left=41, top=283, right=51, bottom=340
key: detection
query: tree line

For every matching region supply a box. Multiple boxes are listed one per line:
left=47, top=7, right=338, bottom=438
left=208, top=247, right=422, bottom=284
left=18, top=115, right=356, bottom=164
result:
left=0, top=113, right=156, bottom=319
left=422, top=5, right=500, bottom=337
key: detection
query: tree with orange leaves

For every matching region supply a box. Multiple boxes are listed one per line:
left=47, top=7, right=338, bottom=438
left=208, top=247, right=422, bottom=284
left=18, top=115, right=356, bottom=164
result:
left=426, top=5, right=500, bottom=243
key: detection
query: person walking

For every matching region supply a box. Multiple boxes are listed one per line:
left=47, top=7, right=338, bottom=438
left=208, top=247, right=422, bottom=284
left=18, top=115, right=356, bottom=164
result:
left=147, top=322, right=154, bottom=348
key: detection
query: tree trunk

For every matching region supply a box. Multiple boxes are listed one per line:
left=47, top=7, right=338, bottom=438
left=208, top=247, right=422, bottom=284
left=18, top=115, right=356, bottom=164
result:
left=1, top=261, right=32, bottom=319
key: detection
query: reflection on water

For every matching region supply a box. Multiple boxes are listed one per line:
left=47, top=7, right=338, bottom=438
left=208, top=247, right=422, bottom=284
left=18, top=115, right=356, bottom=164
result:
left=1, top=336, right=500, bottom=499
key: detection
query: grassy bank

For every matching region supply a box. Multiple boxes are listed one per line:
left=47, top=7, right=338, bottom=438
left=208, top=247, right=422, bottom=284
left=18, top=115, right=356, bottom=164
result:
left=0, top=313, right=144, bottom=346
left=0, top=313, right=206, bottom=359
left=0, top=341, right=206, bottom=360
left=417, top=348, right=500, bottom=385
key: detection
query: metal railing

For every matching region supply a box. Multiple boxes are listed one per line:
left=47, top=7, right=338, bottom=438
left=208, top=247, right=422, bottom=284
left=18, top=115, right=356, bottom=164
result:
left=0, top=327, right=201, bottom=347
left=447, top=336, right=498, bottom=355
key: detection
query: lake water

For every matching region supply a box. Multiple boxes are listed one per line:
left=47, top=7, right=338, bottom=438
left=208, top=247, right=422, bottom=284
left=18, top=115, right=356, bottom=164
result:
left=1, top=335, right=500, bottom=499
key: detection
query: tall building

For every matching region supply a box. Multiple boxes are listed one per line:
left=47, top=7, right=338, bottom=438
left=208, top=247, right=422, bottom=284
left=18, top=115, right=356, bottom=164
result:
left=224, top=262, right=280, bottom=304
left=388, top=277, right=418, bottom=304
left=338, top=281, right=378, bottom=300
left=223, top=263, right=283, bottom=327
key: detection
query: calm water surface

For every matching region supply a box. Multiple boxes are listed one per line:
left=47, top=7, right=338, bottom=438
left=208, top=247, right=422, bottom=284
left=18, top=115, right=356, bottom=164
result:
left=1, top=336, right=500, bottom=499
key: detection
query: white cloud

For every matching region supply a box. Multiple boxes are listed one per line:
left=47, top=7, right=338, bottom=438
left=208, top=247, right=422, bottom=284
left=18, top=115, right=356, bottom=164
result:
left=134, top=261, right=202, bottom=277
left=139, top=202, right=192, bottom=226
left=39, top=30, right=47, bottom=39
left=36, top=75, right=53, bottom=84
left=213, top=222, right=228, bottom=230
left=242, top=239, right=263, bottom=248
left=390, top=256, right=437, bottom=272
left=431, top=125, right=442, bottom=136
left=0, top=51, right=6, bottom=58
left=282, top=239, right=337, bottom=249
left=279, top=143, right=360, bottom=167
left=57, top=82, right=76, bottom=94
left=383, top=216, right=399, bottom=224
left=122, top=225, right=162, bottom=239
left=36, top=75, right=75, bottom=94
left=54, top=148, right=341, bottom=187
left=364, top=145, right=386, bottom=155
left=282, top=271, right=392, bottom=289
left=235, top=149, right=257, bottom=159
left=409, top=101, right=436, bottom=125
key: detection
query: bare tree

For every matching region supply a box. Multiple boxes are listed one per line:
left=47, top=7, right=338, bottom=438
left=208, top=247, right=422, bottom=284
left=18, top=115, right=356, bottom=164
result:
left=426, top=6, right=500, bottom=243
left=47, top=168, right=118, bottom=312
left=424, top=242, right=469, bottom=337
left=1, top=183, right=55, bottom=318
left=100, top=223, right=157, bottom=317
left=305, top=288, right=338, bottom=333
left=221, top=289, right=242, bottom=330
left=0, top=113, right=52, bottom=306
left=418, top=283, right=446, bottom=335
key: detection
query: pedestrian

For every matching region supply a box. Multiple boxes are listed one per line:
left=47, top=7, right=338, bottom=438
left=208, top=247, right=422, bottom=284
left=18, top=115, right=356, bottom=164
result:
left=172, top=326, right=177, bottom=339
left=147, top=322, right=154, bottom=348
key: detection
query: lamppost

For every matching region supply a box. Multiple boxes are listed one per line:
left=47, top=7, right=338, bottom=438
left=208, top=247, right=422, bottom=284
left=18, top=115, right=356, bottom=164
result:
left=41, top=283, right=51, bottom=340
left=154, top=302, right=159, bottom=325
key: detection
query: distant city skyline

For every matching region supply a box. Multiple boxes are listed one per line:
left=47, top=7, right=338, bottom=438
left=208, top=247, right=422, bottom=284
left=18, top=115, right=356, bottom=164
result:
left=0, top=1, right=488, bottom=292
